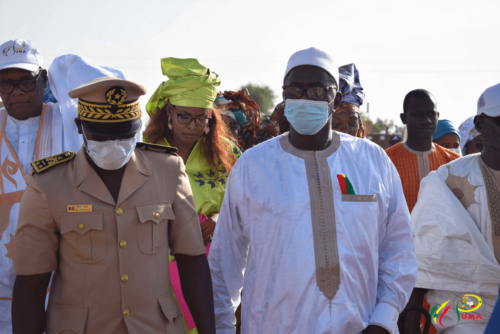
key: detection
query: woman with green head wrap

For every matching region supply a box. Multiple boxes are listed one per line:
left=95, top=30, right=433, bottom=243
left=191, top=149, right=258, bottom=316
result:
left=144, top=58, right=241, bottom=334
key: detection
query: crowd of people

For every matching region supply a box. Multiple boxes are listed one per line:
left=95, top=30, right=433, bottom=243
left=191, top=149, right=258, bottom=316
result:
left=0, top=38, right=499, bottom=334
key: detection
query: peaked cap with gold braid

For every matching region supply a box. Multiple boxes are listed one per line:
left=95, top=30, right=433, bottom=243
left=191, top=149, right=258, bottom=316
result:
left=69, top=77, right=146, bottom=135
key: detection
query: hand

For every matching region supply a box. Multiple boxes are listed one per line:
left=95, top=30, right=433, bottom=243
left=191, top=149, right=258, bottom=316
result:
left=362, top=325, right=390, bottom=334
left=201, top=214, right=218, bottom=246
left=175, top=254, right=216, bottom=333
left=403, top=290, right=427, bottom=334
left=403, top=315, right=424, bottom=334
left=406, top=329, right=423, bottom=334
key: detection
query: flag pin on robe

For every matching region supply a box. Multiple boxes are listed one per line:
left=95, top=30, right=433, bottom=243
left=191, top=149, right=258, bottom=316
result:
left=337, top=174, right=356, bottom=195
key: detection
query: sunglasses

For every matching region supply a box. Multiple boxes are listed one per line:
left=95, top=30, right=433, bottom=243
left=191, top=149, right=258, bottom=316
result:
left=0, top=69, right=43, bottom=94
left=283, top=86, right=334, bottom=100
left=332, top=123, right=360, bottom=132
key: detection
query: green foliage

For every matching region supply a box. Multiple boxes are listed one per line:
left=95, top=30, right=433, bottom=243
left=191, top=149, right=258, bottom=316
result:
left=374, top=118, right=394, bottom=134
left=360, top=112, right=369, bottom=125
left=240, top=83, right=276, bottom=115
left=368, top=116, right=394, bottom=134
left=361, top=112, right=396, bottom=134
left=372, top=122, right=383, bottom=134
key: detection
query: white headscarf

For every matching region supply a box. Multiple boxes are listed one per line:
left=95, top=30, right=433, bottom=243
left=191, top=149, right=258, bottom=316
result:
left=47, top=55, right=142, bottom=149
left=458, top=116, right=481, bottom=155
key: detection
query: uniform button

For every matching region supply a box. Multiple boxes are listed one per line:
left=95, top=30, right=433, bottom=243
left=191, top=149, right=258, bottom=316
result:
left=78, top=224, right=85, bottom=230
left=154, top=212, right=160, bottom=219
left=116, top=208, right=123, bottom=216
left=121, top=274, right=129, bottom=282
left=123, top=309, right=130, bottom=317
left=119, top=240, right=127, bottom=248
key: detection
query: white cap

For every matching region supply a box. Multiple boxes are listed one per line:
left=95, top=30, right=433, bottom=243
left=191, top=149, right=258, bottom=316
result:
left=0, top=39, right=43, bottom=72
left=477, top=83, right=500, bottom=117
left=284, top=47, right=339, bottom=87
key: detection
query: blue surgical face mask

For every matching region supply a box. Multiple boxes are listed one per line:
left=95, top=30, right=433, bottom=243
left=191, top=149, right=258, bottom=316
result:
left=284, top=99, right=330, bottom=135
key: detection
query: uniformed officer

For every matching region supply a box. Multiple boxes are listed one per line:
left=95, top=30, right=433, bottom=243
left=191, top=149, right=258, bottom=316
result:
left=11, top=77, right=215, bottom=334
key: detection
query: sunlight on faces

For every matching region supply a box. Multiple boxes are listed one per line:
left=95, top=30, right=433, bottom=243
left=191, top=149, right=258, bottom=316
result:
left=0, top=68, right=46, bottom=120
left=283, top=65, right=342, bottom=139
left=331, top=112, right=360, bottom=136
left=403, top=96, right=439, bottom=141
left=434, top=133, right=460, bottom=149
left=167, top=104, right=212, bottom=146
left=284, top=65, right=338, bottom=109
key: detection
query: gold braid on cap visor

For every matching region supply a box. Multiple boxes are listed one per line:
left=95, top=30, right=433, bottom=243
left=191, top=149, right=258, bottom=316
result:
left=77, top=86, right=142, bottom=123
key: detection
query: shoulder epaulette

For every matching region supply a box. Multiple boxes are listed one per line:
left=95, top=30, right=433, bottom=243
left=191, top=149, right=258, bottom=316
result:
left=31, top=151, right=76, bottom=173
left=136, top=142, right=178, bottom=155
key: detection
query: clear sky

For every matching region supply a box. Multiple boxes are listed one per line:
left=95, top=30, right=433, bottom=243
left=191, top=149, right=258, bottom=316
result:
left=1, top=0, right=499, bottom=129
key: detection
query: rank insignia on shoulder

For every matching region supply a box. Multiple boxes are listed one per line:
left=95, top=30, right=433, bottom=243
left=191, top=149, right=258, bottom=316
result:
left=31, top=151, right=76, bottom=173
left=136, top=142, right=178, bottom=154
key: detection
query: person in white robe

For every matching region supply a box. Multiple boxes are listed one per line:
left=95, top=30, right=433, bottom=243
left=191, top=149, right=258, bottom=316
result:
left=47, top=54, right=142, bottom=144
left=411, top=83, right=500, bottom=333
left=208, top=47, right=418, bottom=334
left=0, top=39, right=132, bottom=334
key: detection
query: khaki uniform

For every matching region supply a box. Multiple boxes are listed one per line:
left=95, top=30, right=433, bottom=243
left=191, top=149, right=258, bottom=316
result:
left=14, top=145, right=206, bottom=334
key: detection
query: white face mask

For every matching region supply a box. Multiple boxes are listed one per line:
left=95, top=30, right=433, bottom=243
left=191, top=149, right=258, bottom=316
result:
left=450, top=147, right=462, bottom=156
left=83, top=131, right=136, bottom=170
left=284, top=99, right=330, bottom=135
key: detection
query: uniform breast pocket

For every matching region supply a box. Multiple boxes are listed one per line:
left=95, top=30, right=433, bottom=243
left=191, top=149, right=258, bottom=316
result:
left=136, top=202, right=175, bottom=254
left=60, top=212, right=107, bottom=263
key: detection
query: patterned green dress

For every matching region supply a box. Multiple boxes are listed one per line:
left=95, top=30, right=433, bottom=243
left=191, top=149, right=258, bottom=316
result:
left=164, top=137, right=241, bottom=334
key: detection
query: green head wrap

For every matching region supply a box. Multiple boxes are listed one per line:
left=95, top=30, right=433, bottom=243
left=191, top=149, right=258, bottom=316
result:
left=146, top=58, right=220, bottom=116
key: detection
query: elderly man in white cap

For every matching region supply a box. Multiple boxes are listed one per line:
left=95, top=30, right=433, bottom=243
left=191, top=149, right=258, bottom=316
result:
left=0, top=39, right=79, bottom=334
left=0, top=39, right=133, bottom=333
left=208, top=47, right=417, bottom=334
left=409, top=83, right=500, bottom=334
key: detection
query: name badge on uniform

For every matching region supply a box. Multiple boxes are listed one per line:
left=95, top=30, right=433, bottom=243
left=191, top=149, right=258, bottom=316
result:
left=67, top=205, right=92, bottom=213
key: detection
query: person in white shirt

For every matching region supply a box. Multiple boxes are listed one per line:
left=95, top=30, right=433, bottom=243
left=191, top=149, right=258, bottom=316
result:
left=0, top=38, right=78, bottom=334
left=208, top=47, right=418, bottom=334
left=0, top=39, right=130, bottom=334
left=409, top=83, right=500, bottom=334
